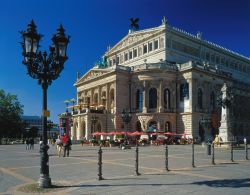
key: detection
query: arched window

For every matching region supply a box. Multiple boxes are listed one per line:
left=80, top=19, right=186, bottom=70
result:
left=165, top=121, right=171, bottom=132
left=136, top=89, right=143, bottom=112
left=198, top=88, right=203, bottom=109
left=164, top=88, right=171, bottom=109
left=136, top=121, right=142, bottom=132
left=210, top=91, right=215, bottom=111
left=149, top=88, right=157, bottom=109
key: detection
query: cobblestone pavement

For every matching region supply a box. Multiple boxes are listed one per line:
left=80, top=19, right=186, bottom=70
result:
left=0, top=144, right=249, bottom=194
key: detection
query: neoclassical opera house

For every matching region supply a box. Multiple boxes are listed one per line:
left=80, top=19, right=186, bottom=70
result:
left=69, top=18, right=250, bottom=142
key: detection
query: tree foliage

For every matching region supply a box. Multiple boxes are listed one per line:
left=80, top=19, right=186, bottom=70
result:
left=0, top=89, right=24, bottom=138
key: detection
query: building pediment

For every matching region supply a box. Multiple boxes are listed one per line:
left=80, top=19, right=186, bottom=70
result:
left=74, top=69, right=111, bottom=85
left=106, top=26, right=165, bottom=55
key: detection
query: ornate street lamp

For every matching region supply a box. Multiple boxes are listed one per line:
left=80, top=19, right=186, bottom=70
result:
left=71, top=98, right=76, bottom=111
left=64, top=99, right=70, bottom=113
left=91, top=115, right=98, bottom=133
left=121, top=109, right=132, bottom=145
left=20, top=20, right=70, bottom=188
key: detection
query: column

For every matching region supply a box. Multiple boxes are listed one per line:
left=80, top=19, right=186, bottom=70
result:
left=77, top=116, right=81, bottom=140
left=158, top=79, right=163, bottom=112
left=98, top=85, right=101, bottom=106
left=142, top=81, right=147, bottom=113
left=106, top=83, right=110, bottom=111
left=188, top=78, right=193, bottom=112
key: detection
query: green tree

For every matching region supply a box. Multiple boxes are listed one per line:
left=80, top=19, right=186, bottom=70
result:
left=0, top=89, right=24, bottom=141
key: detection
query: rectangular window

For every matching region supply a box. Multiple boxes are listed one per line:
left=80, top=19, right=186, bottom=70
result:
left=133, top=49, right=137, bottom=58
left=129, top=51, right=132, bottom=60
left=138, top=47, right=142, bottom=56
left=154, top=40, right=159, bottom=50
left=120, top=54, right=124, bottom=63
left=211, top=54, right=215, bottom=63
left=109, top=60, right=112, bottom=66
left=143, top=44, right=147, bottom=54
left=117, top=56, right=119, bottom=64
left=216, top=56, right=219, bottom=64
left=148, top=42, right=153, bottom=52
left=206, top=52, right=210, bottom=61
left=113, top=58, right=116, bottom=65
left=125, top=53, right=128, bottom=61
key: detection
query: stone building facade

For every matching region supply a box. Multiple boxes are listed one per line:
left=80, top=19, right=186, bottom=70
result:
left=70, top=18, right=250, bottom=141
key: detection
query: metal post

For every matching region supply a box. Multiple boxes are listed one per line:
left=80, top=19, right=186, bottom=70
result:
left=165, top=144, right=169, bottom=171
left=135, top=144, right=140, bottom=176
left=192, top=142, right=195, bottom=168
left=245, top=142, right=248, bottom=160
left=231, top=142, right=234, bottom=162
left=211, top=143, right=215, bottom=165
left=98, top=146, right=104, bottom=180
left=39, top=84, right=51, bottom=188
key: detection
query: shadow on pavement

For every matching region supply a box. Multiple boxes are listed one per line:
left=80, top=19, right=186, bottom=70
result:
left=193, top=178, right=250, bottom=188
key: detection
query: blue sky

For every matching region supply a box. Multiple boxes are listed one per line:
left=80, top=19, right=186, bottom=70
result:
left=0, top=0, right=249, bottom=123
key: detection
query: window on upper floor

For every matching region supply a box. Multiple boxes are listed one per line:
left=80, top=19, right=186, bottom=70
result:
left=109, top=60, right=112, bottom=66
left=113, top=58, right=116, bottom=65
left=117, top=56, right=120, bottom=64
left=216, top=56, right=220, bottom=64
left=138, top=47, right=142, bottom=57
left=159, top=37, right=165, bottom=48
left=211, top=54, right=215, bottom=63
left=148, top=42, right=153, bottom=52
left=149, top=88, right=157, bottom=109
left=125, top=53, right=128, bottom=61
left=180, top=83, right=189, bottom=101
left=129, top=51, right=132, bottom=60
left=136, top=89, right=143, bottom=112
left=154, top=40, right=159, bottom=50
left=206, top=52, right=210, bottom=61
left=143, top=44, right=147, bottom=54
left=120, top=54, right=124, bottom=64
left=133, top=49, right=137, bottom=58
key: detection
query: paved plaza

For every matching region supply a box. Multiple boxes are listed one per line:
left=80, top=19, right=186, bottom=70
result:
left=0, top=143, right=250, bottom=194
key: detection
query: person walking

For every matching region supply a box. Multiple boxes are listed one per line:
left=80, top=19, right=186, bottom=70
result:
left=63, top=134, right=72, bottom=157
left=30, top=138, right=34, bottom=150
left=25, top=138, right=30, bottom=150
left=56, top=135, right=63, bottom=157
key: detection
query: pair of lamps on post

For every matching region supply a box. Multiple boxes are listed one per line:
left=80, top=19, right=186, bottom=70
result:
left=20, top=20, right=70, bottom=188
left=65, top=98, right=76, bottom=113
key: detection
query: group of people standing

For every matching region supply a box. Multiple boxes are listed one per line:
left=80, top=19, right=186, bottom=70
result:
left=25, top=138, right=34, bottom=150
left=56, top=133, right=72, bottom=157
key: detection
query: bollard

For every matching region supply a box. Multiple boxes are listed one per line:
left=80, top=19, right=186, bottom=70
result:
left=211, top=143, right=215, bottom=165
left=135, top=143, right=140, bottom=176
left=98, top=146, right=104, bottom=180
left=245, top=142, right=248, bottom=160
left=165, top=144, right=169, bottom=171
left=192, top=142, right=195, bottom=168
left=230, top=142, right=234, bottom=162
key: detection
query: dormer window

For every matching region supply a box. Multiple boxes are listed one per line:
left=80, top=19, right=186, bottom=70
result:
left=133, top=49, right=137, bottom=58
left=125, top=53, right=128, bottom=61
left=143, top=44, right=147, bottom=54
left=129, top=51, right=133, bottom=60
left=148, top=42, right=153, bottom=52
left=154, top=40, right=158, bottom=50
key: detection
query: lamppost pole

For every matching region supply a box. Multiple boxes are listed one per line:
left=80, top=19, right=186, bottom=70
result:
left=20, top=20, right=70, bottom=188
left=121, top=109, right=132, bottom=145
